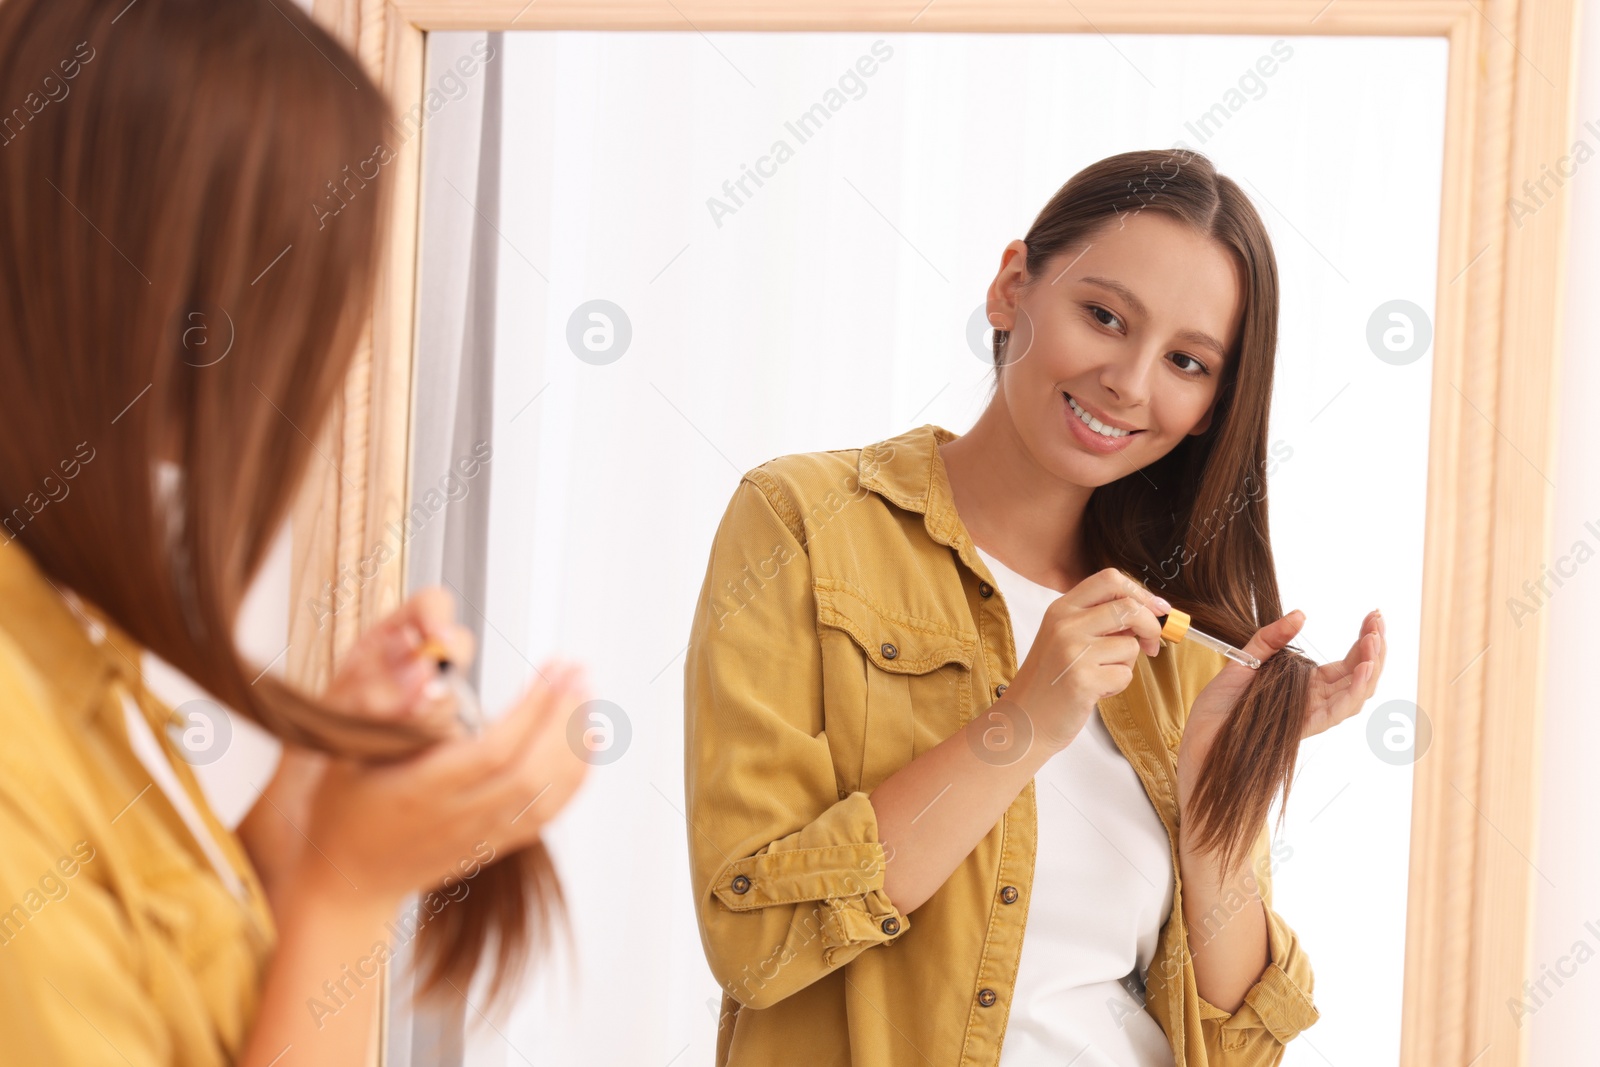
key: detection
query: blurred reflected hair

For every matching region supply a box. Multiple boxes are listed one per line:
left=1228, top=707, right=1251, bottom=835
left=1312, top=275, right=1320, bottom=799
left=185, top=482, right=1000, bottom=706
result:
left=0, top=0, right=561, bottom=1009
left=997, top=148, right=1314, bottom=874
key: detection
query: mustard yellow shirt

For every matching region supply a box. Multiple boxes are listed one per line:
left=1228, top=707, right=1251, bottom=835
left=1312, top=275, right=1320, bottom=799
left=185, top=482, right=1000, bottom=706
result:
left=0, top=541, right=275, bottom=1066
left=684, top=422, right=1320, bottom=1066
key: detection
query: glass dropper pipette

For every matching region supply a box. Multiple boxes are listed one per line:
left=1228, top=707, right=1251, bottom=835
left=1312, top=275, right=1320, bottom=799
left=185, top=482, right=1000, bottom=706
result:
left=1156, top=607, right=1262, bottom=670
left=419, top=636, right=488, bottom=735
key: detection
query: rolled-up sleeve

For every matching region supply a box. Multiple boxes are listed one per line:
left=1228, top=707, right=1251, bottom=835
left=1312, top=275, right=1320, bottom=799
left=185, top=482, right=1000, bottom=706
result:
left=684, top=473, right=909, bottom=1011
left=1194, top=834, right=1320, bottom=1063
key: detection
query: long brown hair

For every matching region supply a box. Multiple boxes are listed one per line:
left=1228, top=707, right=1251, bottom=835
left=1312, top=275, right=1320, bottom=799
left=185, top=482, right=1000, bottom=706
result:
left=0, top=0, right=560, bottom=1008
left=996, top=149, right=1314, bottom=875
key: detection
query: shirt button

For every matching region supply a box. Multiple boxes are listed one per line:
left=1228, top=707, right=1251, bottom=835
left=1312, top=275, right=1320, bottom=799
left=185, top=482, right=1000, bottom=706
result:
left=731, top=875, right=752, bottom=894
left=977, top=988, right=998, bottom=1007
left=978, top=581, right=994, bottom=598
left=995, top=683, right=1008, bottom=698
left=880, top=642, right=899, bottom=660
left=1000, top=885, right=1019, bottom=904
left=880, top=916, right=901, bottom=936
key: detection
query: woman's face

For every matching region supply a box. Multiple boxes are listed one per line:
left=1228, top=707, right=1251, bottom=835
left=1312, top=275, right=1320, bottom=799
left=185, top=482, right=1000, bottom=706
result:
left=988, top=210, right=1245, bottom=487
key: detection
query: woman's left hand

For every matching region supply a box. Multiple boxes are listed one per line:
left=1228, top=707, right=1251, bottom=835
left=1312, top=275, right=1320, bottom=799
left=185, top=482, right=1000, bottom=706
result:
left=240, top=586, right=477, bottom=908
left=1175, top=608, right=1386, bottom=808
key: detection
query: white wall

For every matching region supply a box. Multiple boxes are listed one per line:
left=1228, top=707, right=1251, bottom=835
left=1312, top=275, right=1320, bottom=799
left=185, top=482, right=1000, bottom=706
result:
left=1526, top=0, right=1600, bottom=1060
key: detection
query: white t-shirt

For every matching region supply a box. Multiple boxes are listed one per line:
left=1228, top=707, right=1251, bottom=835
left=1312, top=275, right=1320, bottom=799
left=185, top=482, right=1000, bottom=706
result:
left=975, top=546, right=1177, bottom=1067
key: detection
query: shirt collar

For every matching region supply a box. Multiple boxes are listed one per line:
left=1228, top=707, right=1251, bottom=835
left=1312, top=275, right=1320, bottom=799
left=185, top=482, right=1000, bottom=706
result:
left=0, top=539, right=147, bottom=726
left=858, top=422, right=968, bottom=550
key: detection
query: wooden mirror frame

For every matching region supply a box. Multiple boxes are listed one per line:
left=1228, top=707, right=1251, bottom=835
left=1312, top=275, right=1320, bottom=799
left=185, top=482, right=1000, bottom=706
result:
left=288, top=2, right=1580, bottom=1064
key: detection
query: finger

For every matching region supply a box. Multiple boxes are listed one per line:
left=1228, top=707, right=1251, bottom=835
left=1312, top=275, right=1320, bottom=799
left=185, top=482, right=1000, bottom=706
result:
left=323, top=632, right=434, bottom=720
left=373, top=647, right=454, bottom=716
left=1373, top=610, right=1387, bottom=683
left=1326, top=668, right=1360, bottom=693
left=1338, top=610, right=1382, bottom=673
left=1075, top=567, right=1173, bottom=615
left=407, top=585, right=458, bottom=632
left=388, top=660, right=444, bottom=715
left=1094, top=634, right=1142, bottom=669
left=1087, top=598, right=1163, bottom=656
left=432, top=621, right=476, bottom=670
left=414, top=659, right=581, bottom=786
left=506, top=678, right=594, bottom=827
left=371, top=588, right=445, bottom=661
left=475, top=671, right=594, bottom=832
left=1346, top=630, right=1381, bottom=692
left=484, top=661, right=584, bottom=757
left=1240, top=609, right=1307, bottom=664
left=381, top=628, right=480, bottom=718
left=1326, top=639, right=1381, bottom=707
left=1338, top=666, right=1376, bottom=723
left=406, top=683, right=468, bottom=736
left=388, top=603, right=475, bottom=708
left=382, top=587, right=472, bottom=663
left=1360, top=632, right=1383, bottom=692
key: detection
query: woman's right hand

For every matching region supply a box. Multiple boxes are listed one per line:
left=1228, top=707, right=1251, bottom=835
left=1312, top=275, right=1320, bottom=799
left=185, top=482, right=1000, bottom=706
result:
left=294, top=658, right=594, bottom=909
left=1001, top=568, right=1170, bottom=751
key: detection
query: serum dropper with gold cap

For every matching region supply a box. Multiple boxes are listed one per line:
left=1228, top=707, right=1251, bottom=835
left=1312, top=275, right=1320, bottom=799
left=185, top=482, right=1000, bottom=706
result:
left=1156, top=606, right=1262, bottom=670
left=417, top=636, right=487, bottom=735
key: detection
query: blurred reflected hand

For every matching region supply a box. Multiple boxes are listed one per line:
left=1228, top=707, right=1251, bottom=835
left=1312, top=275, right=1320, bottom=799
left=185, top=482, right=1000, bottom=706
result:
left=321, top=585, right=476, bottom=735
left=301, top=657, right=593, bottom=906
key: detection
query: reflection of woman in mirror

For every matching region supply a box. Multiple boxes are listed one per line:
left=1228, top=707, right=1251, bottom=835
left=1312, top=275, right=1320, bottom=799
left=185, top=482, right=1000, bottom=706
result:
left=0, top=1, right=590, bottom=1063
left=685, top=148, right=1385, bottom=1065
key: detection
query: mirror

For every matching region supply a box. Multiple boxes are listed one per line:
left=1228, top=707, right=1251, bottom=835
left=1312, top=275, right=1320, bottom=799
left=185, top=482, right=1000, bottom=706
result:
left=395, top=26, right=1447, bottom=1066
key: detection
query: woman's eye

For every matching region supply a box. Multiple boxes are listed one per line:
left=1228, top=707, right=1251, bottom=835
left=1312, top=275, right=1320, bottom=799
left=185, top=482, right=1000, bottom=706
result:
left=1086, top=304, right=1209, bottom=376
left=1089, top=305, right=1122, bottom=330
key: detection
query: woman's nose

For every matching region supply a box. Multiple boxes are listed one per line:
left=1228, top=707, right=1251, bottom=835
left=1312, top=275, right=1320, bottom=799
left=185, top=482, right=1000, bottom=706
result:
left=1098, top=352, right=1158, bottom=406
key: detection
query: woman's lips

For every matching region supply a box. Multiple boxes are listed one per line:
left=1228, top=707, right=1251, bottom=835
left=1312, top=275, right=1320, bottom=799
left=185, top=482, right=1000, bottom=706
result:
left=1063, top=392, right=1142, bottom=453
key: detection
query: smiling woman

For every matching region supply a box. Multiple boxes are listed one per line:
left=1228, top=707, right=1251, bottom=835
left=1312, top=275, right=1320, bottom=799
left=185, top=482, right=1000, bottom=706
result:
left=973, top=150, right=1334, bottom=877
left=686, top=148, right=1385, bottom=1067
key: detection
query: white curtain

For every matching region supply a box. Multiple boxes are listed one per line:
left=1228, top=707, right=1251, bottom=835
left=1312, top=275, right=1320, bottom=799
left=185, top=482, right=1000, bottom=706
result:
left=392, top=29, right=503, bottom=1067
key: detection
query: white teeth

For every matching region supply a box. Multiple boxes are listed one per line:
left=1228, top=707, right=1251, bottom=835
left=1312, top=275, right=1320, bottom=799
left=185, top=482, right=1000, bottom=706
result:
left=1067, top=395, right=1131, bottom=438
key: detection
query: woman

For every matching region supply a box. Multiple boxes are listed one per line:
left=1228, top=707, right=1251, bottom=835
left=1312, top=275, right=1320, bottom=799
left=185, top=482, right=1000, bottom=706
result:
left=684, top=149, right=1386, bottom=1066
left=0, top=1, right=590, bottom=1064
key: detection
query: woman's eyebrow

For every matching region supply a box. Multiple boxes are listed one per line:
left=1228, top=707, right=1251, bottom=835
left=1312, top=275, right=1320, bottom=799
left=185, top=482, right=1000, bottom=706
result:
left=1078, top=275, right=1229, bottom=361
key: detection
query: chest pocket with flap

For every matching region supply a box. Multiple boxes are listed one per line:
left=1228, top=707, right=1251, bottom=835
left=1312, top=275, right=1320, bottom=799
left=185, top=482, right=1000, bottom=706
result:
left=813, top=578, right=976, bottom=794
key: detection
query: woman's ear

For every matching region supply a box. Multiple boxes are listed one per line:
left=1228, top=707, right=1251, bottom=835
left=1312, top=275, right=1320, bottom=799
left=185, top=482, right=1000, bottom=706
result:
left=987, top=239, right=1030, bottom=321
